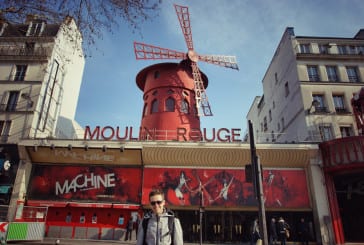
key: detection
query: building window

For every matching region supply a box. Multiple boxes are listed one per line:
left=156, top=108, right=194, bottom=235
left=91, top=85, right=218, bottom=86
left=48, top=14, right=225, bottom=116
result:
left=142, top=104, right=148, bottom=117
left=348, top=46, right=357, bottom=55
left=0, top=120, right=11, bottom=142
left=337, top=45, right=348, bottom=55
left=319, top=125, right=333, bottom=141
left=27, top=20, right=45, bottom=36
left=326, top=66, right=339, bottom=82
left=274, top=73, right=278, bottom=84
left=14, top=65, right=27, bottom=81
left=358, top=46, right=364, bottom=54
left=281, top=117, right=285, bottom=130
left=25, top=42, right=35, bottom=55
left=284, top=82, right=289, bottom=97
left=346, top=66, right=360, bottom=82
left=263, top=117, right=267, bottom=132
left=6, top=91, right=19, bottom=112
left=340, top=126, right=353, bottom=137
left=269, top=110, right=272, bottom=122
left=312, top=94, right=327, bottom=112
left=151, top=99, right=158, bottom=113
left=307, top=66, right=320, bottom=81
left=0, top=23, right=8, bottom=36
left=277, top=122, right=281, bottom=132
left=319, top=44, right=329, bottom=54
left=180, top=99, right=189, bottom=114
left=272, top=101, right=275, bottom=109
left=165, top=97, right=175, bottom=112
left=333, top=95, right=346, bottom=113
left=154, top=71, right=160, bottom=79
left=300, top=44, right=310, bottom=53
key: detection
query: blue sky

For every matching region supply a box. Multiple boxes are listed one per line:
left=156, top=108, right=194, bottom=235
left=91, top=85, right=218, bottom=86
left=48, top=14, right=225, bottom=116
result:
left=75, top=0, right=364, bottom=136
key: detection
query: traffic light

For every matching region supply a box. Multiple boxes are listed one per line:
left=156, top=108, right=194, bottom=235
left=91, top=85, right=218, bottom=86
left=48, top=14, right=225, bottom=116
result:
left=245, top=164, right=253, bottom=183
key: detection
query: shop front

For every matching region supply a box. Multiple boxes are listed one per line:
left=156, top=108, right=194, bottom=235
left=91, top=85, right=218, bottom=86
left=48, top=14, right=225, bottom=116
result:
left=16, top=142, right=321, bottom=243
left=26, top=164, right=142, bottom=240
left=320, top=136, right=364, bottom=244
left=141, top=167, right=315, bottom=243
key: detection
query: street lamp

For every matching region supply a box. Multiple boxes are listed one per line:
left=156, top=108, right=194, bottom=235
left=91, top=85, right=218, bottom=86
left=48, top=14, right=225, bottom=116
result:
left=199, top=186, right=204, bottom=245
left=248, top=120, right=268, bottom=245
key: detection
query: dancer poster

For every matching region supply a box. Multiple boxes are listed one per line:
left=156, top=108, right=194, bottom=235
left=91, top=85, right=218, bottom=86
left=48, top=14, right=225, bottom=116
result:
left=143, top=168, right=310, bottom=208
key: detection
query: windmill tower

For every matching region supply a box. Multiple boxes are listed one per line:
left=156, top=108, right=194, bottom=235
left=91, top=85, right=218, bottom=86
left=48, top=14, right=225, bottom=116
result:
left=134, top=4, right=238, bottom=141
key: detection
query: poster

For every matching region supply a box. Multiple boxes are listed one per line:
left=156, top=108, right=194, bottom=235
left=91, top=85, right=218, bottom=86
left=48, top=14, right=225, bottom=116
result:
left=143, top=168, right=310, bottom=208
left=28, top=165, right=142, bottom=204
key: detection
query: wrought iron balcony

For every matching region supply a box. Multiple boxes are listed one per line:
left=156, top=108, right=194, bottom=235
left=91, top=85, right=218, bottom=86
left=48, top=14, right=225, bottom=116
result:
left=0, top=46, right=51, bottom=60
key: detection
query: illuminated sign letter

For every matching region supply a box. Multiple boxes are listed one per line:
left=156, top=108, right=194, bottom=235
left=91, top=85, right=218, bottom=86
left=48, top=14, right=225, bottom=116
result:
left=84, top=126, right=100, bottom=140
left=217, top=128, right=230, bottom=142
left=176, top=128, right=187, bottom=141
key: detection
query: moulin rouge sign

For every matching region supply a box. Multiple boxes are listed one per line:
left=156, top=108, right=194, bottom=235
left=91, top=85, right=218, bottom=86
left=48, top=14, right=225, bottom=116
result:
left=84, top=126, right=244, bottom=143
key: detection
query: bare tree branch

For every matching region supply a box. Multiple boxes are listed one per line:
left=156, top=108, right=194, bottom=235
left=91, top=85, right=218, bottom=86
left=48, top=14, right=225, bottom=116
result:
left=0, top=0, right=162, bottom=56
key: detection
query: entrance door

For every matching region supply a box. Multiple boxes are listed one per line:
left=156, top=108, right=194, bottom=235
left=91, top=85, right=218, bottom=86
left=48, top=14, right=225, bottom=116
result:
left=334, top=172, right=364, bottom=242
left=205, top=211, right=256, bottom=243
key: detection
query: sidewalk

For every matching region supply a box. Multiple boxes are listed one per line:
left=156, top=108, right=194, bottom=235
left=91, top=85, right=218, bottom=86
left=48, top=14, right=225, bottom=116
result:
left=16, top=238, right=250, bottom=245
left=22, top=238, right=230, bottom=245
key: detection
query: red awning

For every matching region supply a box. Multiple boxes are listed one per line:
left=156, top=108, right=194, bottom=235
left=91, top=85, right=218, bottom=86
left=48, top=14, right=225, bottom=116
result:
left=27, top=200, right=67, bottom=207
left=112, top=203, right=140, bottom=210
left=68, top=202, right=112, bottom=208
left=27, top=200, right=139, bottom=209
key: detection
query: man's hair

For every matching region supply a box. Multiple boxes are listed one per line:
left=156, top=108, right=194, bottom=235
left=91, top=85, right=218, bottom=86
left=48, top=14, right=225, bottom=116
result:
left=149, top=189, right=165, bottom=200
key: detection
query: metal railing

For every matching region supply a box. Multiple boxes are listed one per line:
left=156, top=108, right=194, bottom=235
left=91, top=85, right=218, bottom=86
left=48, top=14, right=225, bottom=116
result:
left=0, top=46, right=51, bottom=57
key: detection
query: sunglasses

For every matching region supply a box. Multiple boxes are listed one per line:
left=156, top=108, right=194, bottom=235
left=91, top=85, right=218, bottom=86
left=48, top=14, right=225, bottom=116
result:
left=150, top=200, right=163, bottom=206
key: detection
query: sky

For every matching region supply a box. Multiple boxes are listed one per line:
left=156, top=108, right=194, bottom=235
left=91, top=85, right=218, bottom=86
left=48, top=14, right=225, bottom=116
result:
left=74, top=0, right=364, bottom=136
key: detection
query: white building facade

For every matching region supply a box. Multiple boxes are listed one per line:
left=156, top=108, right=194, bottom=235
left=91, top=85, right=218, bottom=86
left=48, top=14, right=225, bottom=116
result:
left=248, top=27, right=364, bottom=144
left=0, top=15, right=84, bottom=142
left=0, top=15, right=85, bottom=221
left=248, top=27, right=364, bottom=244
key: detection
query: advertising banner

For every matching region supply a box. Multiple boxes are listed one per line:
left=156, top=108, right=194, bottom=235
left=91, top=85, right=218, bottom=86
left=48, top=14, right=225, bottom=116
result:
left=28, top=165, right=142, bottom=204
left=143, top=168, right=310, bottom=208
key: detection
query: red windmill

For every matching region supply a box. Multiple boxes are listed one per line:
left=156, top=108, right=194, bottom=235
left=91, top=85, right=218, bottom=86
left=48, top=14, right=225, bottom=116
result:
left=134, top=4, right=238, bottom=141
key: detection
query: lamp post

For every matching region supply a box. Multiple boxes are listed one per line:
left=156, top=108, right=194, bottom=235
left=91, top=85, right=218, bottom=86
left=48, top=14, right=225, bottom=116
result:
left=248, top=120, right=268, bottom=245
left=199, top=186, right=204, bottom=245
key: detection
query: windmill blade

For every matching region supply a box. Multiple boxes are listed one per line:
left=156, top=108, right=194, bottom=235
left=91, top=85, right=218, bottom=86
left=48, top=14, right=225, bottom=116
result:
left=134, top=42, right=186, bottom=60
left=191, top=62, right=212, bottom=117
left=174, top=4, right=194, bottom=51
left=198, top=54, right=239, bottom=70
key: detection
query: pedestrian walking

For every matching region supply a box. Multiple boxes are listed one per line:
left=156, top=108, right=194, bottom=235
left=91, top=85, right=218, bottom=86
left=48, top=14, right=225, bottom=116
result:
left=251, top=218, right=261, bottom=245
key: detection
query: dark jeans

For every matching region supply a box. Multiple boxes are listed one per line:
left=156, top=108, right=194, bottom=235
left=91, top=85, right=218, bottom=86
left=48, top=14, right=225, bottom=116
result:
left=279, top=233, right=286, bottom=245
left=125, top=229, right=132, bottom=241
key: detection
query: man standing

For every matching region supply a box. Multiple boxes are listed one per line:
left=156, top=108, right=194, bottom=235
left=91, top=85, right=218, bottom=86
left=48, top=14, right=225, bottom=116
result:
left=136, top=189, right=183, bottom=245
left=277, top=217, right=289, bottom=245
left=125, top=216, right=134, bottom=241
left=297, top=218, right=309, bottom=245
left=269, top=217, right=278, bottom=245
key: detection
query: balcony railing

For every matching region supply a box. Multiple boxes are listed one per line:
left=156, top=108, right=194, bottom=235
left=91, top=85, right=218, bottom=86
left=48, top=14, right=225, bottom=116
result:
left=335, top=107, right=349, bottom=114
left=319, top=136, right=364, bottom=168
left=0, top=46, right=51, bottom=58
left=314, top=106, right=328, bottom=113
